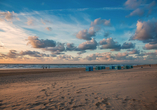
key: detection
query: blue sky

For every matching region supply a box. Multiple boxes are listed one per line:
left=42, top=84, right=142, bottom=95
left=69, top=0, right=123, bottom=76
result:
left=0, top=0, right=157, bottom=64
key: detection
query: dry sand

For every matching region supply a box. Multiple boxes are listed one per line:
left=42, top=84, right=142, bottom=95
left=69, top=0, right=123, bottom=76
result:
left=0, top=65, right=157, bottom=110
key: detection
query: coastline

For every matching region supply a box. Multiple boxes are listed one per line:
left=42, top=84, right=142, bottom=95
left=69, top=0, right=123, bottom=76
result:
left=0, top=64, right=156, bottom=77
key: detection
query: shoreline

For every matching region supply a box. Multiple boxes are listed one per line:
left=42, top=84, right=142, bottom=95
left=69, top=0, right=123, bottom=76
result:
left=0, top=64, right=156, bottom=77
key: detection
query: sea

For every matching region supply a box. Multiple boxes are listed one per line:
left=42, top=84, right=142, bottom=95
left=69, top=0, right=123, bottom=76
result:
left=0, top=64, right=133, bottom=70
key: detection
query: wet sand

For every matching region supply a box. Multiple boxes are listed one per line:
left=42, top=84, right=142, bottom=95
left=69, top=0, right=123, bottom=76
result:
left=0, top=65, right=157, bottom=110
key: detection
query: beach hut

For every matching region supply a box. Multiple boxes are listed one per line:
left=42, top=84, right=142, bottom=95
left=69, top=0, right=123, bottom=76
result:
left=110, top=66, right=115, bottom=69
left=115, top=66, right=121, bottom=70
left=101, top=66, right=106, bottom=69
left=95, top=66, right=101, bottom=70
left=86, top=66, right=93, bottom=71
left=123, top=65, right=130, bottom=69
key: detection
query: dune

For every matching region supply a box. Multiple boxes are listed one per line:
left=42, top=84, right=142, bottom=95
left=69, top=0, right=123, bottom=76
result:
left=0, top=65, right=157, bottom=110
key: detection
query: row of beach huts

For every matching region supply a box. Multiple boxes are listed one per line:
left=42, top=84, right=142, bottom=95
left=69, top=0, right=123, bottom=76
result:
left=86, top=65, right=133, bottom=71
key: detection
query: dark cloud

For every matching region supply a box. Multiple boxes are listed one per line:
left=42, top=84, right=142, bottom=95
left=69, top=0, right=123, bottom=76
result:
left=78, top=38, right=98, bottom=50
left=0, top=50, right=17, bottom=59
left=66, top=43, right=79, bottom=51
left=27, top=36, right=56, bottom=48
left=19, top=50, right=49, bottom=57
left=121, top=42, right=135, bottom=49
left=7, top=50, right=17, bottom=58
left=43, top=42, right=65, bottom=54
left=46, top=27, right=52, bottom=31
left=99, top=38, right=121, bottom=51
left=128, top=49, right=140, bottom=54
left=0, top=50, right=50, bottom=59
left=76, top=28, right=96, bottom=40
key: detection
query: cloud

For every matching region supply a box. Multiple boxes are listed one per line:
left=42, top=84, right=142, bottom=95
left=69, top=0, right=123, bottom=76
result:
left=84, top=51, right=138, bottom=61
left=76, top=18, right=111, bottom=40
left=27, top=36, right=56, bottom=48
left=66, top=43, right=87, bottom=54
left=78, top=38, right=98, bottom=50
left=41, top=18, right=52, bottom=25
left=57, top=54, right=80, bottom=61
left=0, top=41, right=3, bottom=47
left=41, top=18, right=46, bottom=25
left=85, top=54, right=99, bottom=61
left=124, top=0, right=142, bottom=9
left=43, top=42, right=65, bottom=54
left=66, top=43, right=79, bottom=51
left=121, top=42, right=135, bottom=49
left=144, top=43, right=157, bottom=50
left=76, top=28, right=96, bottom=40
left=128, top=49, right=140, bottom=54
left=0, top=11, right=19, bottom=21
left=114, top=52, right=129, bottom=60
left=99, top=38, right=121, bottom=51
left=19, top=50, right=49, bottom=57
left=0, top=21, right=30, bottom=52
left=125, top=0, right=156, bottom=17
left=77, top=50, right=86, bottom=55
left=0, top=50, right=50, bottom=59
left=91, top=18, right=111, bottom=26
left=104, top=31, right=111, bottom=37
left=144, top=50, right=157, bottom=60
left=0, top=50, right=18, bottom=59
left=26, top=18, right=34, bottom=26
left=6, top=50, right=17, bottom=58
left=46, top=27, right=52, bottom=31
left=130, top=20, right=157, bottom=44
left=127, top=8, right=144, bottom=17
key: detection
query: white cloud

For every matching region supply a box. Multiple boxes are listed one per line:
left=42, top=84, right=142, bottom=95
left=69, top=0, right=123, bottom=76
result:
left=0, top=11, right=19, bottom=21
left=26, top=18, right=34, bottom=25
left=0, top=21, right=32, bottom=52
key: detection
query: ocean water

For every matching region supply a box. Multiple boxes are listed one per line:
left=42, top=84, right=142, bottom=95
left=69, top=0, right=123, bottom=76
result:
left=0, top=64, right=125, bottom=70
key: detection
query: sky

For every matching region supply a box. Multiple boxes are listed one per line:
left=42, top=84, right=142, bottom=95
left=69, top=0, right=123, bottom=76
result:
left=0, top=0, right=157, bottom=64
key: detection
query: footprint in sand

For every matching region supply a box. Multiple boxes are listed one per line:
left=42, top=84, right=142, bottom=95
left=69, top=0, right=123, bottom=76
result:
left=76, top=91, right=82, bottom=94
left=41, top=89, right=46, bottom=91
left=69, top=99, right=74, bottom=105
left=95, top=97, right=111, bottom=109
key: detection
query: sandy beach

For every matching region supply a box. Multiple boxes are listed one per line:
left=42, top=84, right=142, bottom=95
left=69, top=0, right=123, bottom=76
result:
left=0, top=65, right=157, bottom=110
